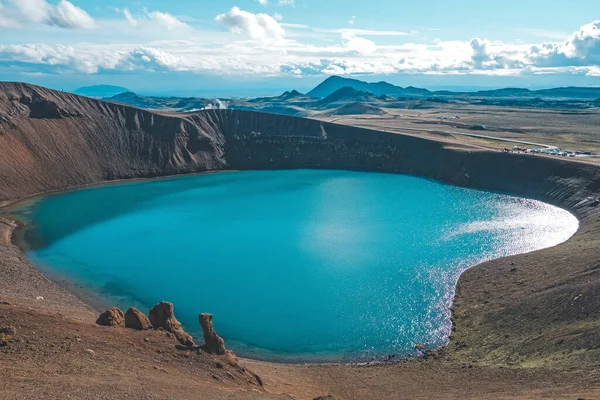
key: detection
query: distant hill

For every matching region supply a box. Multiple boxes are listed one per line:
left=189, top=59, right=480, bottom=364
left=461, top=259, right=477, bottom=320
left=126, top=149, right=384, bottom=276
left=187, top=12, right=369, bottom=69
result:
left=307, top=76, right=600, bottom=100
left=308, top=76, right=431, bottom=98
left=74, top=85, right=130, bottom=98
left=106, top=91, right=154, bottom=109
left=88, top=81, right=600, bottom=116
left=532, top=87, right=600, bottom=99
left=250, top=90, right=310, bottom=104
left=107, top=92, right=215, bottom=111
left=73, top=85, right=129, bottom=98
left=316, top=87, right=382, bottom=108
left=107, top=91, right=146, bottom=106
left=323, top=102, right=387, bottom=116
left=278, top=90, right=308, bottom=101
left=472, top=88, right=532, bottom=97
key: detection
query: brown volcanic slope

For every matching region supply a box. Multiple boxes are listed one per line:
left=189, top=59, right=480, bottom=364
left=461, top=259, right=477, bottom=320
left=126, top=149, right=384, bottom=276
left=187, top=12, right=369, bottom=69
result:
left=0, top=82, right=226, bottom=202
left=1, top=82, right=600, bottom=399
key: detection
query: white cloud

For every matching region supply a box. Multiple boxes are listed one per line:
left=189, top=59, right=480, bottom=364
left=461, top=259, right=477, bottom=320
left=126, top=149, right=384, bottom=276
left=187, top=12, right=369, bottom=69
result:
left=467, top=20, right=600, bottom=72
left=126, top=47, right=188, bottom=71
left=585, top=66, right=600, bottom=76
left=123, top=8, right=138, bottom=28
left=257, top=0, right=268, bottom=5
left=522, top=28, right=570, bottom=41
left=279, top=0, right=295, bottom=5
left=545, top=20, right=600, bottom=66
left=0, top=1, right=20, bottom=29
left=10, top=0, right=94, bottom=29
left=318, top=28, right=410, bottom=36
left=349, top=16, right=356, bottom=25
left=321, top=63, right=346, bottom=75
left=216, top=7, right=285, bottom=40
left=342, top=33, right=376, bottom=55
left=120, top=8, right=189, bottom=31
left=10, top=0, right=47, bottom=24
left=281, top=22, right=309, bottom=29
left=146, top=10, right=188, bottom=31
left=50, top=0, right=94, bottom=28
left=1, top=13, right=600, bottom=81
left=0, top=43, right=122, bottom=73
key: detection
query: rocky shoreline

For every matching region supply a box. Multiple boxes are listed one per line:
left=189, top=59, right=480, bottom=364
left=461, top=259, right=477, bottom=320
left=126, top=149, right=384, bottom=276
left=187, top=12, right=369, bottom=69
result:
left=1, top=82, right=600, bottom=399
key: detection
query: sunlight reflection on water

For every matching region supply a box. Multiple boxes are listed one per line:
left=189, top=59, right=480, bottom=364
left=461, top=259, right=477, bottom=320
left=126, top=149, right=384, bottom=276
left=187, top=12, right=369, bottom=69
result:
left=23, top=170, right=579, bottom=362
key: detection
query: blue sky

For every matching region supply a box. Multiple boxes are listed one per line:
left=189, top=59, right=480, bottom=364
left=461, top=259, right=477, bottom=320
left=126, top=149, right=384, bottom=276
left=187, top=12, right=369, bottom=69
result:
left=1, top=0, right=599, bottom=95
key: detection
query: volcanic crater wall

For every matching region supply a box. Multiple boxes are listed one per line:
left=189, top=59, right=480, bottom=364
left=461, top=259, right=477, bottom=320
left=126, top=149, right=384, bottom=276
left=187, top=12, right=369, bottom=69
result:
left=2, top=83, right=599, bottom=219
left=1, top=82, right=600, bottom=368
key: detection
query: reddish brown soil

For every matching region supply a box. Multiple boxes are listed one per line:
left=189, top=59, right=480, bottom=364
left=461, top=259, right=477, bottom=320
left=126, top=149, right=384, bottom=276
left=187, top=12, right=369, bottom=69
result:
left=0, top=305, right=282, bottom=400
left=1, top=83, right=599, bottom=399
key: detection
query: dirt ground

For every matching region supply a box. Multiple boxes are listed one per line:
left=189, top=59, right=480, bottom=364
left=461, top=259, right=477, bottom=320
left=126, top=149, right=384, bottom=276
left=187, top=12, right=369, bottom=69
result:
left=1, top=83, right=600, bottom=399
left=2, top=175, right=600, bottom=399
left=2, top=305, right=599, bottom=400
left=316, top=104, right=600, bottom=160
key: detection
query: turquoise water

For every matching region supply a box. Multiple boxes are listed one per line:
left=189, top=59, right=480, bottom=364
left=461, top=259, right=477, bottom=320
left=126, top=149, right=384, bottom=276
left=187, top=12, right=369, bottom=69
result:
left=21, top=170, right=578, bottom=362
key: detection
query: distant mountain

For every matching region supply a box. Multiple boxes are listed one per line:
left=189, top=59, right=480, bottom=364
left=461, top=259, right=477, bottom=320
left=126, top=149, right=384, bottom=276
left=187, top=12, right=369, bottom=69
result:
left=106, top=92, right=215, bottom=111
left=469, top=87, right=600, bottom=99
left=307, top=76, right=600, bottom=100
left=106, top=91, right=155, bottom=109
left=278, top=90, right=308, bottom=101
left=532, top=87, right=600, bottom=99
left=74, top=85, right=130, bottom=98
left=96, top=81, right=600, bottom=116
left=308, top=76, right=431, bottom=98
left=467, top=86, right=600, bottom=99
left=251, top=90, right=310, bottom=103
left=316, top=86, right=382, bottom=107
left=107, top=91, right=145, bottom=105
left=472, top=88, right=533, bottom=97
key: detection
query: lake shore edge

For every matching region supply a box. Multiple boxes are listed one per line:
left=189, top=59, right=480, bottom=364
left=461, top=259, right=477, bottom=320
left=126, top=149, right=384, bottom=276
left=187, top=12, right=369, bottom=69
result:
left=1, top=84, right=599, bottom=398
left=1, top=168, right=581, bottom=365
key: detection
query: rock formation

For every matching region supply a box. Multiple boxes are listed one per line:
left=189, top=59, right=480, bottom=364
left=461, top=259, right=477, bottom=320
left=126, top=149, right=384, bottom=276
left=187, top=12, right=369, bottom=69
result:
left=125, top=307, right=152, bottom=330
left=96, top=307, right=125, bottom=327
left=199, top=313, right=226, bottom=355
left=196, top=313, right=263, bottom=387
left=148, top=301, right=194, bottom=346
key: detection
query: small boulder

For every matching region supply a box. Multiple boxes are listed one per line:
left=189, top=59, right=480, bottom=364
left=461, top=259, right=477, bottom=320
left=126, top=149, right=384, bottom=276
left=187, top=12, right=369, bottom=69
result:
left=199, top=313, right=226, bottom=355
left=148, top=301, right=194, bottom=346
left=125, top=307, right=152, bottom=330
left=96, top=307, right=125, bottom=327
